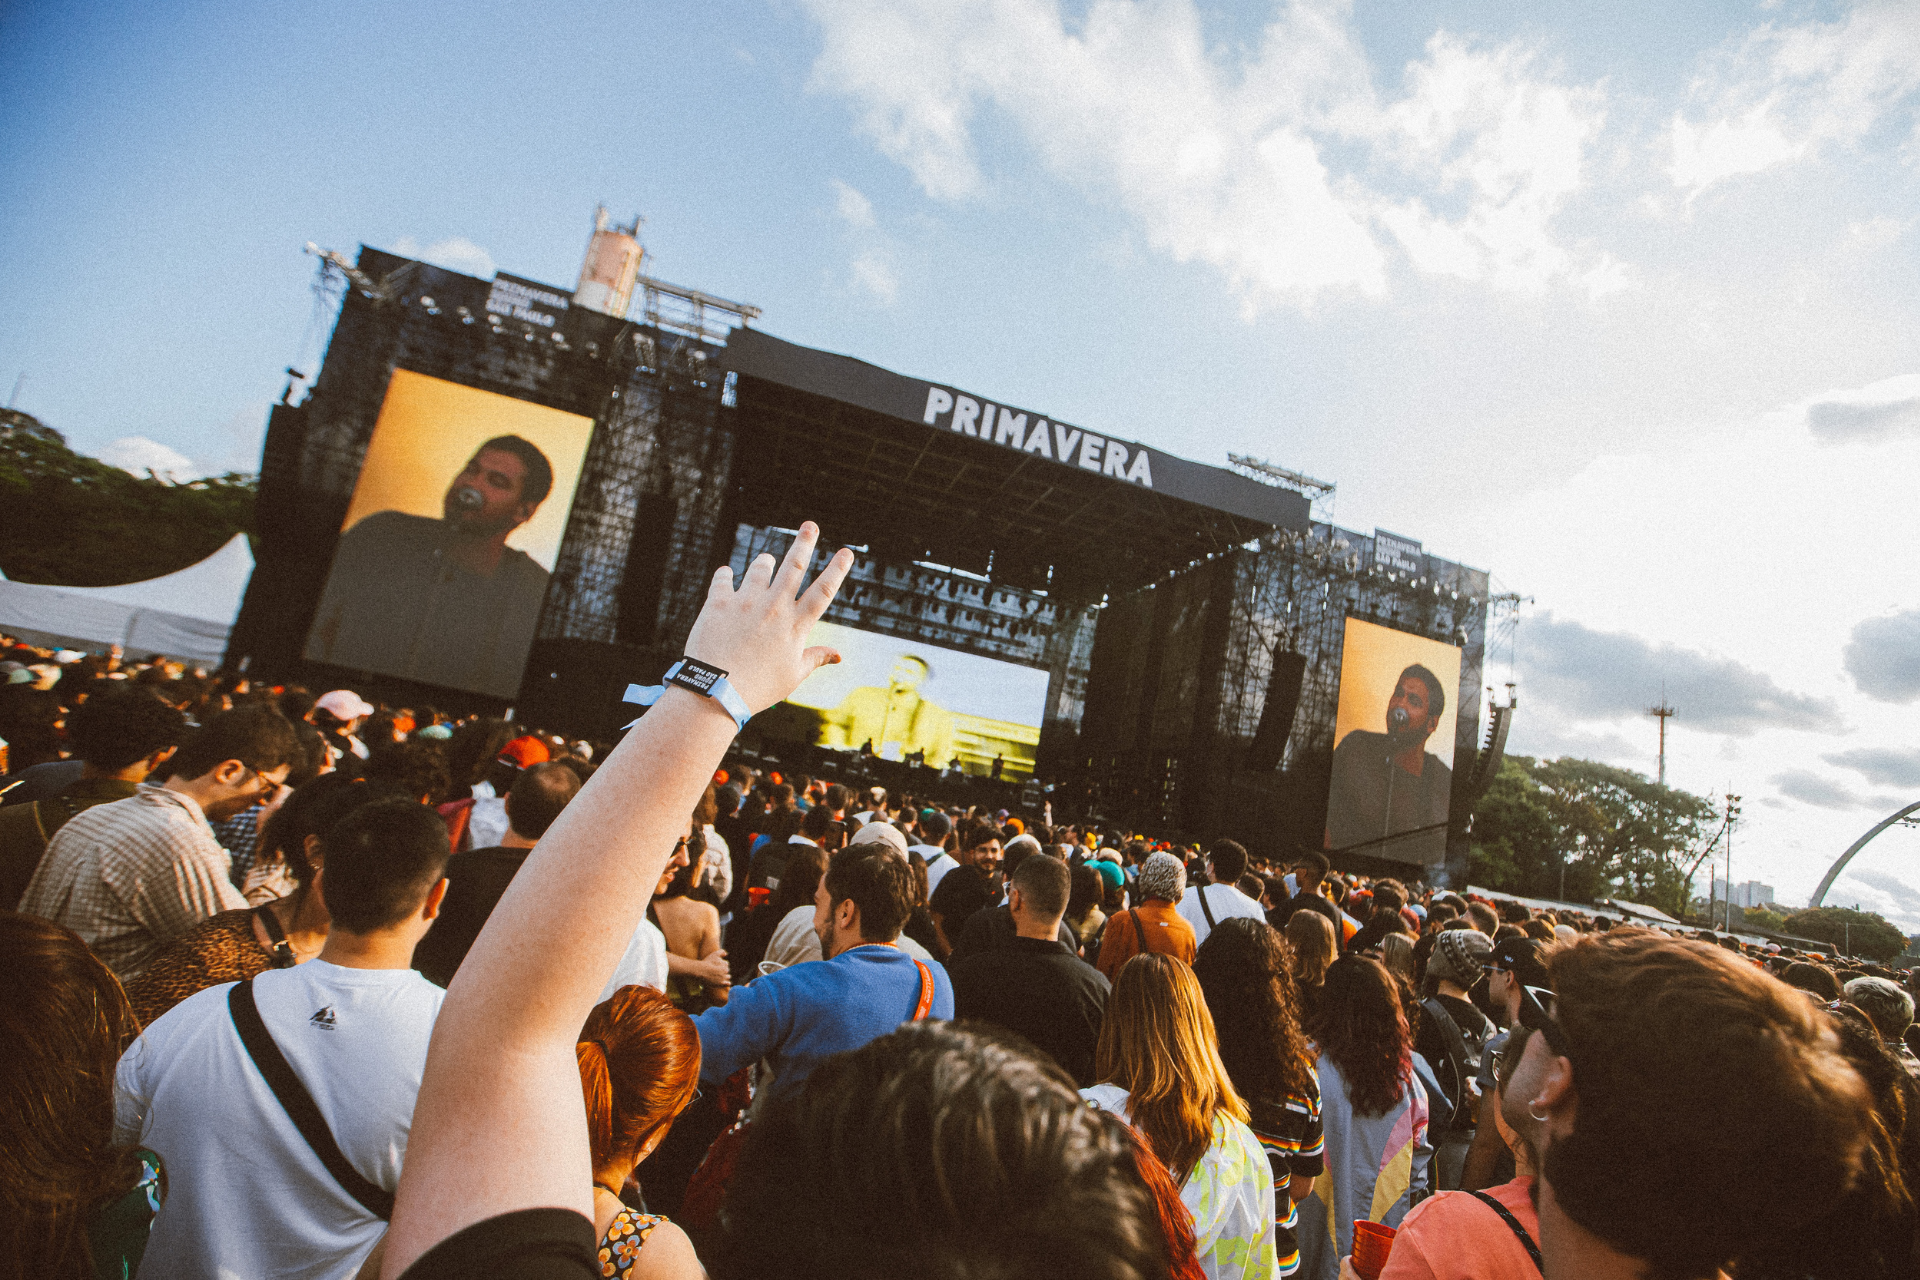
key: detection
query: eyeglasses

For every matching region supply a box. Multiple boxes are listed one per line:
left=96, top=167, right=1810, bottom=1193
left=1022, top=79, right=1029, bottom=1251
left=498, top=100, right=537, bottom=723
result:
left=1517, top=984, right=1572, bottom=1059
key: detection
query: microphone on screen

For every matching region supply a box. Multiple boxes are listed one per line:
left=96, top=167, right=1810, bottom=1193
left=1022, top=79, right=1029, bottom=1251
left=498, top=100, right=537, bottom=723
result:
left=450, top=486, right=485, bottom=513
left=1387, top=706, right=1412, bottom=733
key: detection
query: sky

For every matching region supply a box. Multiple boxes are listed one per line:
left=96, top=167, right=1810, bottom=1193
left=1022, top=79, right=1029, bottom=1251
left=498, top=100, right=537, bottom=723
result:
left=3, top=0, right=1918, bottom=924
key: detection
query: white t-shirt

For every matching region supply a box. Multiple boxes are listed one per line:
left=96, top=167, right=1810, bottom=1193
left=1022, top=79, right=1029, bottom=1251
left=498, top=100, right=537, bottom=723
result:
left=1177, top=882, right=1268, bottom=948
left=113, top=961, right=446, bottom=1280
left=600, top=918, right=669, bottom=1003
left=466, top=795, right=510, bottom=849
left=915, top=846, right=957, bottom=894
left=761, top=904, right=937, bottom=971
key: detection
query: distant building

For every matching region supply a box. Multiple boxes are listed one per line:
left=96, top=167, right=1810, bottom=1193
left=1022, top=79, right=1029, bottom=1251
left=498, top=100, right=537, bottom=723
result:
left=1712, top=878, right=1776, bottom=910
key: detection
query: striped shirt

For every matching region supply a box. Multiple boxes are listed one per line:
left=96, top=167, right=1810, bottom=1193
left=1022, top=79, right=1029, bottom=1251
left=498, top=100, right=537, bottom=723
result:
left=1247, top=1065, right=1327, bottom=1277
left=18, top=785, right=246, bottom=982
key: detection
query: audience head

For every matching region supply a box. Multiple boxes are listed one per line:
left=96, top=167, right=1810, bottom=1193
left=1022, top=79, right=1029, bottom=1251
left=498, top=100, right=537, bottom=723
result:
left=1066, top=864, right=1105, bottom=923
left=766, top=844, right=829, bottom=922
left=1135, top=852, right=1186, bottom=905
left=1532, top=931, right=1872, bottom=1279
left=361, top=741, right=452, bottom=806
left=1192, top=917, right=1315, bottom=1106
left=1097, top=952, right=1247, bottom=1183
left=166, top=704, right=300, bottom=821
left=1001, top=833, right=1043, bottom=878
left=1285, top=910, right=1337, bottom=990
left=918, top=810, right=952, bottom=844
left=576, top=986, right=701, bottom=1188
left=957, top=820, right=1005, bottom=877
left=1310, top=954, right=1412, bottom=1117
left=816, top=842, right=916, bottom=956
left=64, top=687, right=184, bottom=777
left=1466, top=901, right=1500, bottom=934
left=715, top=1021, right=1178, bottom=1280
left=1842, top=975, right=1915, bottom=1042
left=0, top=914, right=145, bottom=1279
left=1426, top=926, right=1492, bottom=994
left=504, top=761, right=582, bottom=842
left=1206, top=839, right=1249, bottom=886
left=1008, top=852, right=1069, bottom=928
left=317, top=798, right=452, bottom=937
left=1290, top=848, right=1330, bottom=890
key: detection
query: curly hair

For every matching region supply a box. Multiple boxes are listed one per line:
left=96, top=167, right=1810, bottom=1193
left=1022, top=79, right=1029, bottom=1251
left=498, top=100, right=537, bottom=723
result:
left=1192, top=917, right=1315, bottom=1104
left=1308, top=954, right=1411, bottom=1117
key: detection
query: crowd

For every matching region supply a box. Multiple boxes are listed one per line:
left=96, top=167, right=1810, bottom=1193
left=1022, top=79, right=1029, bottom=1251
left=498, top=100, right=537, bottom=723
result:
left=0, top=525, right=1915, bottom=1280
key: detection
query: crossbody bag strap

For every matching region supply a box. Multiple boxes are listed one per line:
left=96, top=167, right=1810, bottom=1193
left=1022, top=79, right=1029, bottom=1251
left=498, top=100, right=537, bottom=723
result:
left=228, top=980, right=394, bottom=1220
left=911, top=959, right=935, bottom=1021
left=254, top=904, right=296, bottom=969
left=1127, top=907, right=1150, bottom=956
left=1197, top=885, right=1218, bottom=929
left=1420, top=996, right=1474, bottom=1128
left=1466, top=1190, right=1543, bottom=1274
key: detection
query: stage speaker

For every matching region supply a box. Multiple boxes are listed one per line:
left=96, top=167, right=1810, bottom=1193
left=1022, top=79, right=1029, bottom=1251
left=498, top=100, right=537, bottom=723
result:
left=1244, top=649, right=1307, bottom=772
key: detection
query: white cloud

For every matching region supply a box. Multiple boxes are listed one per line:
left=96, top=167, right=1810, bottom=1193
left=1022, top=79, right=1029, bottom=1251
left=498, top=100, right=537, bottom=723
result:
left=388, top=235, right=497, bottom=278
left=849, top=250, right=899, bottom=304
left=1669, top=0, right=1920, bottom=198
left=801, top=0, right=1614, bottom=309
left=1804, top=373, right=1920, bottom=443
left=98, top=435, right=198, bottom=479
left=832, top=179, right=876, bottom=228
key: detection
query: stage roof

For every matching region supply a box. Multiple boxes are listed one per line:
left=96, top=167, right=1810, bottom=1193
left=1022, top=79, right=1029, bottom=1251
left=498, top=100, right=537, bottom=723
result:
left=720, top=329, right=1311, bottom=600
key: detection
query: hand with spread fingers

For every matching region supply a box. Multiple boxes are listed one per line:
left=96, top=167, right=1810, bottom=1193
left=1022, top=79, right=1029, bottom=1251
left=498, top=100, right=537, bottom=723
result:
left=683, top=521, right=855, bottom=715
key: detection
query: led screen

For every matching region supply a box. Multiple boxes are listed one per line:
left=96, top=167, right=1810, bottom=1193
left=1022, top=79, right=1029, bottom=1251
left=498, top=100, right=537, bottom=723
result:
left=770, top=620, right=1050, bottom=779
left=1325, top=617, right=1463, bottom=865
left=304, top=369, right=594, bottom=698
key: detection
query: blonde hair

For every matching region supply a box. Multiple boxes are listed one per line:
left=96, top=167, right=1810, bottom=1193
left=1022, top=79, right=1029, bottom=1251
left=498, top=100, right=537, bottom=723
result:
left=1095, top=953, right=1247, bottom=1185
left=1286, top=910, right=1337, bottom=990
left=1379, top=932, right=1416, bottom=985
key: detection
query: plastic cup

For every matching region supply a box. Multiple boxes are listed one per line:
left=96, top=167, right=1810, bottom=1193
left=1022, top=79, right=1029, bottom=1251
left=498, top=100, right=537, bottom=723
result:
left=1351, top=1220, right=1396, bottom=1280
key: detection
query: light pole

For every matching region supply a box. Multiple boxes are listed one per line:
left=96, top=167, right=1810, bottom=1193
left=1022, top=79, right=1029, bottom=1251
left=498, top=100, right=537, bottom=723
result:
left=1722, top=792, right=1743, bottom=932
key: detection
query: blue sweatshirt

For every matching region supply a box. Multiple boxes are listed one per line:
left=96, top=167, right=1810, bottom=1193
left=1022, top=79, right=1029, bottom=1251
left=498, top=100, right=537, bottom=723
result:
left=693, top=943, right=954, bottom=1103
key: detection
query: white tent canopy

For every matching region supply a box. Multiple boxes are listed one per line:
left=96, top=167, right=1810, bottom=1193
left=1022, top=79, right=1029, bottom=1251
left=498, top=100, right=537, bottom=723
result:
left=0, top=533, right=253, bottom=667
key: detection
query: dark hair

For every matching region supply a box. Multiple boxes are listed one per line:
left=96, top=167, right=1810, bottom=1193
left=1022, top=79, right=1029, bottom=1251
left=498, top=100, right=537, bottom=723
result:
left=576, top=986, right=701, bottom=1178
left=1466, top=901, right=1500, bottom=934
left=959, top=819, right=1003, bottom=851
left=62, top=689, right=184, bottom=773
left=824, top=844, right=915, bottom=943
left=1545, top=932, right=1872, bottom=1280
left=167, top=704, right=299, bottom=782
left=1192, top=917, right=1315, bottom=1104
left=0, top=913, right=146, bottom=1279
left=1010, top=852, right=1069, bottom=919
left=1292, top=849, right=1330, bottom=882
left=446, top=719, right=516, bottom=793
left=1207, top=840, right=1249, bottom=884
left=766, top=844, right=829, bottom=924
left=1309, top=954, right=1411, bottom=1116
left=317, top=798, right=452, bottom=934
left=823, top=783, right=851, bottom=814
left=1067, top=864, right=1105, bottom=921
left=918, top=810, right=952, bottom=842
left=929, top=864, right=994, bottom=940
left=504, top=762, right=580, bottom=840
left=361, top=741, right=451, bottom=806
left=474, top=434, right=553, bottom=507
left=277, top=685, right=316, bottom=723
left=255, top=773, right=408, bottom=890
left=715, top=1020, right=1175, bottom=1280
left=1398, top=664, right=1445, bottom=720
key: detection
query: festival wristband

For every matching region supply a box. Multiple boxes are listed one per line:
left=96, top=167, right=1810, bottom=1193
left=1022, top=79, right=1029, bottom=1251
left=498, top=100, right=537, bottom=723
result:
left=622, top=658, right=754, bottom=732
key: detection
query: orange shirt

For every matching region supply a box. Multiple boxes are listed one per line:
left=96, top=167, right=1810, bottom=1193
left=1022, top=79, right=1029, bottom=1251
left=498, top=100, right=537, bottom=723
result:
left=1095, top=899, right=1197, bottom=980
left=1378, top=1176, right=1540, bottom=1280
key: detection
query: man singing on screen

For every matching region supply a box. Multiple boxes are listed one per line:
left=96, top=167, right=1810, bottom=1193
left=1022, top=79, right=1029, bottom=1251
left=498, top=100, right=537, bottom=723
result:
left=824, top=654, right=955, bottom=768
left=1324, top=663, right=1451, bottom=862
left=305, top=435, right=554, bottom=698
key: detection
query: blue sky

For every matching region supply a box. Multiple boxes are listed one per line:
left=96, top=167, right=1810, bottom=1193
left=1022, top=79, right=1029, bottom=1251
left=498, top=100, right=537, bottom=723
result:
left=5, top=0, right=1920, bottom=922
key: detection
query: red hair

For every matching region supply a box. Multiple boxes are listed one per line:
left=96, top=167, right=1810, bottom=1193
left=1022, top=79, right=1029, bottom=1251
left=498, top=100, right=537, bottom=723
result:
left=1123, top=1122, right=1206, bottom=1280
left=576, top=986, right=702, bottom=1173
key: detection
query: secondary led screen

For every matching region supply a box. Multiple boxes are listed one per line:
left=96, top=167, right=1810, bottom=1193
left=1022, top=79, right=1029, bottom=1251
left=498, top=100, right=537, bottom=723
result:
left=774, top=620, right=1050, bottom=779
left=1325, top=617, right=1463, bottom=865
left=304, top=369, right=594, bottom=698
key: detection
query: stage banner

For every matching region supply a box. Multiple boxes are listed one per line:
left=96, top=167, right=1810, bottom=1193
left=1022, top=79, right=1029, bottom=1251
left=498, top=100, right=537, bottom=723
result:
left=761, top=620, right=1050, bottom=780
left=304, top=369, right=593, bottom=698
left=1325, top=617, right=1463, bottom=867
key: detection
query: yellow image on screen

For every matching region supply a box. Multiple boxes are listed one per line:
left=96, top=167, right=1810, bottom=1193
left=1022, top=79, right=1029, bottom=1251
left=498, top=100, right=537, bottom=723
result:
left=1325, top=617, right=1464, bottom=865
left=304, top=370, right=595, bottom=699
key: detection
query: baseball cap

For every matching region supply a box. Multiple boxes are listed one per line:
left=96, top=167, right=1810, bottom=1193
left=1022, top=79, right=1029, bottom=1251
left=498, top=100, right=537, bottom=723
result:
left=415, top=723, right=452, bottom=741
left=848, top=822, right=909, bottom=857
left=315, top=689, right=375, bottom=720
left=497, top=735, right=551, bottom=769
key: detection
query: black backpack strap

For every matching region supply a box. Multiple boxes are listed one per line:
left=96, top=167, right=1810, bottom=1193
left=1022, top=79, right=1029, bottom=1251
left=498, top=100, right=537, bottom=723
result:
left=1197, top=886, right=1218, bottom=930
left=1466, top=1190, right=1543, bottom=1274
left=1127, top=907, right=1150, bottom=955
left=1420, top=997, right=1474, bottom=1130
left=228, top=980, right=394, bottom=1220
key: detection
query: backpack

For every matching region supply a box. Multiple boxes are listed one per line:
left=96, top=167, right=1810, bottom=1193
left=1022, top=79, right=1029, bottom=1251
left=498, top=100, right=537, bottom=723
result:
left=1421, top=996, right=1492, bottom=1132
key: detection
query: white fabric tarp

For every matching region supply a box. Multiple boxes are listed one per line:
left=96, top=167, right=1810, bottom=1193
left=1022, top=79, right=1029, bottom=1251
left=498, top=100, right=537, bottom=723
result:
left=0, top=534, right=253, bottom=666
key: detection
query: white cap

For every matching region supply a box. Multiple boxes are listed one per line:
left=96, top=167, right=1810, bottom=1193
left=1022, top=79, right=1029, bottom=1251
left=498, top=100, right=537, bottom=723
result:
left=848, top=822, right=909, bottom=857
left=315, top=689, right=375, bottom=720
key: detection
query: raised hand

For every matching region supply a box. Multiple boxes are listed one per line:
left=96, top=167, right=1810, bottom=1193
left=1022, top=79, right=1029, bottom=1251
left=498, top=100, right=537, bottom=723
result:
left=682, top=521, right=854, bottom=714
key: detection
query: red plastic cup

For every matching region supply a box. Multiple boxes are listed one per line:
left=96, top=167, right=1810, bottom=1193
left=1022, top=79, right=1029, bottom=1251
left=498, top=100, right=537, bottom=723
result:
left=1351, top=1220, right=1397, bottom=1280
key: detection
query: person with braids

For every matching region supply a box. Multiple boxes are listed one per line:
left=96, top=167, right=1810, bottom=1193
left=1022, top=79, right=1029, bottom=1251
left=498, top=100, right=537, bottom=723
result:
left=0, top=913, right=162, bottom=1280
left=1296, top=955, right=1431, bottom=1280
left=1193, top=918, right=1325, bottom=1278
left=575, top=986, right=704, bottom=1280
left=1084, top=952, right=1279, bottom=1279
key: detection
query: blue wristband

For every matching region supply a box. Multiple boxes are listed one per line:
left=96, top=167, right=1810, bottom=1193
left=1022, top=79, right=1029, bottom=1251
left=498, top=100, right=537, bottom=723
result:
left=622, top=658, right=753, bottom=732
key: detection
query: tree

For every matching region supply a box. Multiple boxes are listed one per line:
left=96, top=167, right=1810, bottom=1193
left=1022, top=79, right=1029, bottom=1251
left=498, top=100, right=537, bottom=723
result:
left=0, top=409, right=255, bottom=586
left=1740, top=905, right=1789, bottom=934
left=1780, top=906, right=1907, bottom=961
left=1467, top=755, right=1719, bottom=917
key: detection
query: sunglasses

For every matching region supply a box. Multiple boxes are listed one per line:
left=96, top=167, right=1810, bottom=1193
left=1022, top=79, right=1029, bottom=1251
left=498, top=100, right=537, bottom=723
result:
left=1517, top=984, right=1572, bottom=1059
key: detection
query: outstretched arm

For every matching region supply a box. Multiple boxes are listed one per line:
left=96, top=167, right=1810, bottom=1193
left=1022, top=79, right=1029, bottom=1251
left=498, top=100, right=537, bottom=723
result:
left=382, top=523, right=852, bottom=1277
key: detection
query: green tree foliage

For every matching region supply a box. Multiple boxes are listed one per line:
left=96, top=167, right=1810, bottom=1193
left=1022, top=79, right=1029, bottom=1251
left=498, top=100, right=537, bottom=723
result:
left=1780, top=906, right=1907, bottom=961
left=1468, top=755, right=1719, bottom=917
left=1740, top=905, right=1789, bottom=934
left=0, top=409, right=255, bottom=587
